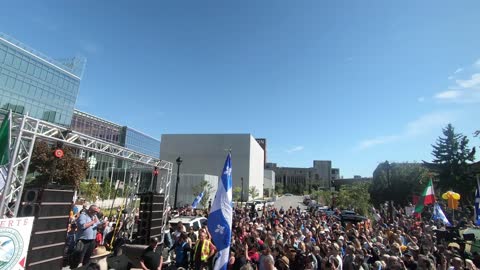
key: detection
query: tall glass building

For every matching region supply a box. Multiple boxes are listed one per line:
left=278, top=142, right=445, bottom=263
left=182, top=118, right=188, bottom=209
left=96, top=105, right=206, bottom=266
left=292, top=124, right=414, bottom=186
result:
left=71, top=110, right=161, bottom=183
left=0, top=33, right=85, bottom=126
left=71, top=110, right=122, bottom=145
left=121, top=127, right=160, bottom=158
left=72, top=110, right=160, bottom=158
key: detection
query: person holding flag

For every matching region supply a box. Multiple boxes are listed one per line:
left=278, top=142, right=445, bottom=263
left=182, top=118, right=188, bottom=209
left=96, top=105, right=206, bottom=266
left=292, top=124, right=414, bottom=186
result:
left=192, top=191, right=205, bottom=209
left=207, top=152, right=233, bottom=270
left=432, top=203, right=451, bottom=226
left=414, top=179, right=435, bottom=216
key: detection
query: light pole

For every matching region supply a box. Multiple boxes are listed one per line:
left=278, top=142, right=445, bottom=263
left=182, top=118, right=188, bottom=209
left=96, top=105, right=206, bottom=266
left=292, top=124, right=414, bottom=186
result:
left=174, top=157, right=182, bottom=209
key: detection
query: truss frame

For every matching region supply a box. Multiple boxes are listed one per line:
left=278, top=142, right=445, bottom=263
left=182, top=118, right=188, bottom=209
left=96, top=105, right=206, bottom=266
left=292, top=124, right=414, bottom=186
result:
left=0, top=114, right=172, bottom=218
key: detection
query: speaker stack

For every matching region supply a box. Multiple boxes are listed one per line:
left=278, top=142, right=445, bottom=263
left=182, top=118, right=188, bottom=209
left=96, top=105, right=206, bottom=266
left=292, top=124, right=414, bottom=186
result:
left=18, top=188, right=73, bottom=270
left=137, top=192, right=165, bottom=244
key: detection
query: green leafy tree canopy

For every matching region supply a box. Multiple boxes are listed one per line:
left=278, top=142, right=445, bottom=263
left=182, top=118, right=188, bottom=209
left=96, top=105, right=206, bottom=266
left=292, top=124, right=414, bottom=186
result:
left=233, top=186, right=242, bottom=202
left=369, top=161, right=430, bottom=206
left=336, top=182, right=371, bottom=215
left=430, top=124, right=475, bottom=202
left=249, top=186, right=259, bottom=200
left=80, top=178, right=101, bottom=203
left=28, top=141, right=87, bottom=188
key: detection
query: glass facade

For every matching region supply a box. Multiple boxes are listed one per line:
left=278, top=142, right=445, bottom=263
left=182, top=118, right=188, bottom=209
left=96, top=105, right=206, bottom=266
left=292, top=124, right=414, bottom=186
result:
left=71, top=110, right=122, bottom=145
left=72, top=110, right=160, bottom=158
left=122, top=127, right=160, bottom=158
left=0, top=33, right=84, bottom=126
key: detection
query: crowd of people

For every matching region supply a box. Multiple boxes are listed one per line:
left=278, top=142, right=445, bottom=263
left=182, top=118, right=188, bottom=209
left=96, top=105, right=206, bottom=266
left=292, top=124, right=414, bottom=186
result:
left=164, top=202, right=480, bottom=270
left=64, top=199, right=480, bottom=270
left=64, top=203, right=137, bottom=269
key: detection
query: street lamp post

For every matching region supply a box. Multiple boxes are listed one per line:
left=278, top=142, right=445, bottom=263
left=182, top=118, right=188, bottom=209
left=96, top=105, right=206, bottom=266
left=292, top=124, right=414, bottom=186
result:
left=174, top=157, right=182, bottom=210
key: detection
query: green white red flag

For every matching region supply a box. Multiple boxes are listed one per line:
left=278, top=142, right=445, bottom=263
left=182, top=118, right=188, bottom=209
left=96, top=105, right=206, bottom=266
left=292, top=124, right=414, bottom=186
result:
left=414, top=179, right=435, bottom=213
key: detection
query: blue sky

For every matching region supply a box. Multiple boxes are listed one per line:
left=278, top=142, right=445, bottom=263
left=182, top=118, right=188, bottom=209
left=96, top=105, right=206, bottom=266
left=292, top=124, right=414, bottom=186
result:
left=2, top=1, right=480, bottom=177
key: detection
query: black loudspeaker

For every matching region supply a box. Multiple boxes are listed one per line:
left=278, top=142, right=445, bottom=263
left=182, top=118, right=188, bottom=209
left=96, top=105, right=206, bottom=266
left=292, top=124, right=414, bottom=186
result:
left=464, top=233, right=476, bottom=241
left=107, top=254, right=134, bottom=270
left=18, top=188, right=74, bottom=269
left=137, top=193, right=165, bottom=244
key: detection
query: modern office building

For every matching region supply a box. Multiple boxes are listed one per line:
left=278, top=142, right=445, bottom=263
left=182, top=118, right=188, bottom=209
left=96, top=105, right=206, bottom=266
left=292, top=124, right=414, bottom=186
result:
left=267, top=160, right=337, bottom=191
left=0, top=33, right=85, bottom=126
left=331, top=168, right=340, bottom=180
left=160, top=134, right=265, bottom=201
left=0, top=33, right=162, bottom=191
left=70, top=109, right=122, bottom=144
left=256, top=138, right=267, bottom=167
left=264, top=169, right=275, bottom=198
left=120, top=127, right=161, bottom=159
left=71, top=110, right=160, bottom=158
left=70, top=110, right=161, bottom=185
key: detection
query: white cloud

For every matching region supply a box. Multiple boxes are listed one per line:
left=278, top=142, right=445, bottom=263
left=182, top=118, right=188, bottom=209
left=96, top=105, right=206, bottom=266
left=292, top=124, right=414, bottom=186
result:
left=357, top=136, right=399, bottom=150
left=456, top=73, right=480, bottom=88
left=405, top=111, right=456, bottom=136
left=475, top=59, right=480, bottom=68
left=434, top=72, right=480, bottom=103
left=285, top=146, right=304, bottom=153
left=356, top=111, right=456, bottom=150
left=454, top=68, right=463, bottom=74
left=434, top=90, right=462, bottom=100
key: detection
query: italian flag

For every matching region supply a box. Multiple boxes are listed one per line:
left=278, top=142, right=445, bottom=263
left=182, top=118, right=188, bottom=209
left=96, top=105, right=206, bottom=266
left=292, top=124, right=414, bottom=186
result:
left=414, top=179, right=435, bottom=213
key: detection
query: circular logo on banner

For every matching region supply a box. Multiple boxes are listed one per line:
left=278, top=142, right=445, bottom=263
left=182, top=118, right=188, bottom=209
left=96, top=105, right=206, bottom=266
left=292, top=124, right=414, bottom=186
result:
left=0, top=228, right=23, bottom=269
left=54, top=149, right=64, bottom=158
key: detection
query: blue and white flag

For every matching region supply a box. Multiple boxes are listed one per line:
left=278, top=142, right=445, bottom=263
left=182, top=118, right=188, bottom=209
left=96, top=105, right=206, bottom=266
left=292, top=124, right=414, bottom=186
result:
left=433, top=203, right=451, bottom=226
left=192, top=191, right=204, bottom=209
left=207, top=153, right=233, bottom=270
left=475, top=176, right=480, bottom=225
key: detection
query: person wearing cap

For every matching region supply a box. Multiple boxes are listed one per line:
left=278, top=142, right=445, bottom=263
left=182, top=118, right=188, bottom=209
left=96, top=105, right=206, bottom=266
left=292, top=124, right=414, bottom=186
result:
left=277, top=256, right=290, bottom=270
left=402, top=251, right=417, bottom=270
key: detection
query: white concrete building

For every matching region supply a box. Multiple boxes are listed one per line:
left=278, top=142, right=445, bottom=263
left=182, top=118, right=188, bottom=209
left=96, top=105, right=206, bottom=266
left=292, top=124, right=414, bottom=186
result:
left=264, top=169, right=275, bottom=197
left=160, top=134, right=265, bottom=201
left=170, top=174, right=218, bottom=209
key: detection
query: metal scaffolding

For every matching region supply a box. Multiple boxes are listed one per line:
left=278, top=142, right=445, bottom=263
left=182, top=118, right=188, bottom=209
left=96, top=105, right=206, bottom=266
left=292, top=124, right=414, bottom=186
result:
left=0, top=114, right=172, bottom=224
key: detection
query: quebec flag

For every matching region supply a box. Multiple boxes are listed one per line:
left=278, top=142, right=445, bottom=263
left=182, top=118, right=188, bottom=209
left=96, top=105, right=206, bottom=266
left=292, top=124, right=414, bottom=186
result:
left=192, top=191, right=204, bottom=209
left=207, top=153, right=233, bottom=270
left=433, top=203, right=451, bottom=226
left=475, top=177, right=480, bottom=225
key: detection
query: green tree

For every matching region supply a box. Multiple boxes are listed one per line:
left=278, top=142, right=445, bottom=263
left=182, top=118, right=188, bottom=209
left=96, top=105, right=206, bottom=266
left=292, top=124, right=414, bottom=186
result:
left=369, top=161, right=430, bottom=206
left=233, top=186, right=242, bottom=202
left=192, top=180, right=213, bottom=209
left=28, top=141, right=87, bottom=188
left=80, top=178, right=101, bottom=203
left=275, top=183, right=284, bottom=195
left=337, top=182, right=371, bottom=215
left=249, top=186, right=259, bottom=200
left=430, top=124, right=475, bottom=202
left=311, top=189, right=333, bottom=206
left=99, top=179, right=113, bottom=201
